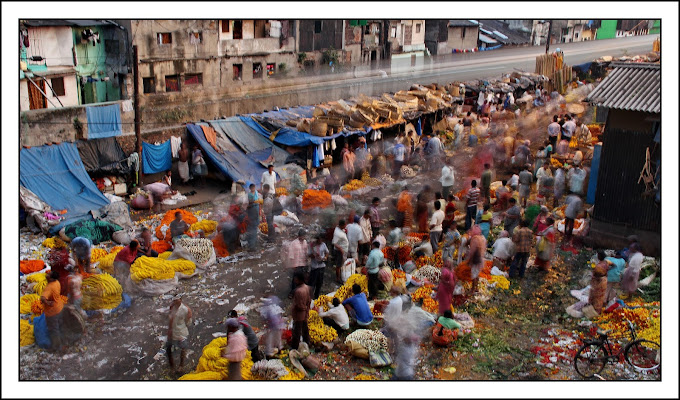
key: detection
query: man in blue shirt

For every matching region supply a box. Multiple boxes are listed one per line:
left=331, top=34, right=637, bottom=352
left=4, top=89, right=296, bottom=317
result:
left=342, top=284, right=374, bottom=326
left=365, top=241, right=385, bottom=300
left=604, top=251, right=626, bottom=303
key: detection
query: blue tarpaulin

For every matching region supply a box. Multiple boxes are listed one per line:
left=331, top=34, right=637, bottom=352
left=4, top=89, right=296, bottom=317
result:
left=142, top=141, right=172, bottom=174
left=572, top=62, right=594, bottom=72
left=208, top=118, right=290, bottom=166
left=187, top=123, right=266, bottom=185
left=86, top=104, right=122, bottom=139
left=587, top=143, right=601, bottom=204
left=240, top=116, right=325, bottom=147
left=20, top=142, right=110, bottom=233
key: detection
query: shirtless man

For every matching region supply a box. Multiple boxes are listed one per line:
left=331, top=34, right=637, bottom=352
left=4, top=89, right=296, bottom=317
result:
left=178, top=142, right=190, bottom=184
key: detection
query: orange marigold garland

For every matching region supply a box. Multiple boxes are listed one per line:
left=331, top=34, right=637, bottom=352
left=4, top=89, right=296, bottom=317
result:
left=155, top=210, right=199, bottom=240
left=301, top=189, right=332, bottom=210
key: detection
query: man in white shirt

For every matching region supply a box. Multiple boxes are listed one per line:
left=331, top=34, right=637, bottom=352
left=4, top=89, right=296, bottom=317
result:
left=359, top=209, right=373, bottom=263
left=440, top=160, right=455, bottom=200
left=346, top=216, right=364, bottom=262
left=429, top=201, right=445, bottom=252
left=316, top=298, right=350, bottom=333
left=491, top=230, right=515, bottom=270
left=261, top=164, right=277, bottom=191
left=332, top=220, right=349, bottom=284
left=562, top=114, right=577, bottom=141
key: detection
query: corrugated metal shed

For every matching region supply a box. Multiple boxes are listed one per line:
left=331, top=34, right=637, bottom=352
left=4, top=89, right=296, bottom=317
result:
left=585, top=63, right=660, bottom=114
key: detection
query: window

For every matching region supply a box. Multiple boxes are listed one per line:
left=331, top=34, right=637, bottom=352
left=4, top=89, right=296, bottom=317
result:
left=462, top=27, right=466, bottom=38
left=233, top=20, right=243, bottom=39
left=233, top=64, right=242, bottom=80
left=391, top=27, right=397, bottom=38
left=165, top=75, right=180, bottom=92
left=143, top=77, right=155, bottom=94
left=189, top=31, right=202, bottom=45
left=50, top=77, right=65, bottom=96
left=184, top=73, right=202, bottom=86
left=253, top=62, right=263, bottom=79
left=266, top=63, right=275, bottom=76
left=574, top=32, right=579, bottom=39
left=104, top=39, right=119, bottom=53
left=314, top=20, right=322, bottom=33
left=415, top=23, right=421, bottom=33
left=157, top=32, right=172, bottom=45
left=221, top=20, right=230, bottom=33
left=254, top=20, right=266, bottom=38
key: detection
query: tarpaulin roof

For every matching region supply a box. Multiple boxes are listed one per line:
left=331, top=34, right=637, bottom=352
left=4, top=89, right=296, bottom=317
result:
left=20, top=142, right=110, bottom=233
left=208, top=118, right=290, bottom=166
left=187, top=123, right=266, bottom=185
left=76, top=137, right=132, bottom=177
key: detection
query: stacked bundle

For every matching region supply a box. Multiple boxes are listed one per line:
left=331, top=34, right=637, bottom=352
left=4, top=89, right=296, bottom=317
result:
left=20, top=294, right=40, bottom=314
left=26, top=273, right=48, bottom=295
left=308, top=310, right=338, bottom=345
left=179, top=337, right=255, bottom=380
left=90, top=248, right=109, bottom=263
left=20, top=260, right=45, bottom=275
left=190, top=220, right=217, bottom=235
left=174, top=238, right=214, bottom=266
left=81, top=273, right=123, bottom=310
left=345, top=329, right=389, bottom=352
left=130, top=256, right=196, bottom=282
left=41, top=237, right=68, bottom=249
left=96, top=247, right=123, bottom=274
left=20, top=319, right=34, bottom=347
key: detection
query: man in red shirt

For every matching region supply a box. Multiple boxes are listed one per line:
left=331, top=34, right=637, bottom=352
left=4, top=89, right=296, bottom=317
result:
left=114, top=240, right=139, bottom=292
left=41, top=270, right=65, bottom=351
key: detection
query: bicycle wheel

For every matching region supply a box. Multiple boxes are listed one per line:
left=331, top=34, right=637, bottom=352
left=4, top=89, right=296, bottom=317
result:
left=625, top=339, right=660, bottom=371
left=574, top=343, right=608, bottom=378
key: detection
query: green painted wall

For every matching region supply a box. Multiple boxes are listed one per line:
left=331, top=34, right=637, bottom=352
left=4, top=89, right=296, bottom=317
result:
left=73, top=26, right=120, bottom=104
left=649, top=20, right=660, bottom=34
left=596, top=20, right=617, bottom=40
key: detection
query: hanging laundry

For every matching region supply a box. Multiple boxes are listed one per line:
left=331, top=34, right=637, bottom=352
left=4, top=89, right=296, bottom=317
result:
left=121, top=99, right=133, bottom=113
left=141, top=141, right=172, bottom=174
left=331, top=138, right=337, bottom=151
left=200, top=125, right=219, bottom=152
left=170, top=136, right=182, bottom=158
left=86, top=104, right=122, bottom=139
left=317, top=143, right=325, bottom=165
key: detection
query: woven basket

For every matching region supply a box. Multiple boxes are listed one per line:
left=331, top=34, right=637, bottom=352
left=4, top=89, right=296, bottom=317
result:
left=567, top=103, right=585, bottom=115
left=310, top=120, right=328, bottom=137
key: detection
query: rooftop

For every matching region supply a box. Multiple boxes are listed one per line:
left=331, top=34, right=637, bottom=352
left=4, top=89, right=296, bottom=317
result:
left=585, top=63, right=660, bottom=114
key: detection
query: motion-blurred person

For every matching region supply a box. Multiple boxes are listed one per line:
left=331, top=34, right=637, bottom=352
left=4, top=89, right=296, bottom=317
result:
left=167, top=294, right=192, bottom=374
left=223, top=318, right=247, bottom=380
left=41, top=270, right=65, bottom=352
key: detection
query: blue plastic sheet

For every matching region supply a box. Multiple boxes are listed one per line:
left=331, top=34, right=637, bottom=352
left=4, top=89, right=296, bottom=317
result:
left=20, top=142, right=110, bottom=233
left=586, top=143, right=601, bottom=204
left=86, top=104, right=122, bottom=139
left=33, top=314, right=51, bottom=349
left=142, top=141, right=172, bottom=174
left=187, top=123, right=267, bottom=185
left=208, top=118, right=290, bottom=165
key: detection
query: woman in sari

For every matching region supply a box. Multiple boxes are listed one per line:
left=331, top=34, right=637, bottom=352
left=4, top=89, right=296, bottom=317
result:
left=442, top=194, right=456, bottom=233
left=588, top=251, right=609, bottom=314
left=435, top=259, right=457, bottom=315
left=477, top=203, right=493, bottom=239
left=465, top=225, right=486, bottom=294
left=534, top=216, right=556, bottom=271
left=415, top=186, right=432, bottom=233
left=397, top=186, right=414, bottom=230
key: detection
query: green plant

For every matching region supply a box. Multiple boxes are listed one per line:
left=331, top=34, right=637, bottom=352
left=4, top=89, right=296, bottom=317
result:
left=278, top=63, right=287, bottom=72
left=297, top=52, right=307, bottom=64
left=321, top=47, right=339, bottom=65
left=73, top=117, right=83, bottom=132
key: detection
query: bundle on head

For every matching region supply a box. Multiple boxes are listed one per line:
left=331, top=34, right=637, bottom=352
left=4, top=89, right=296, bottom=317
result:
left=47, top=248, right=70, bottom=270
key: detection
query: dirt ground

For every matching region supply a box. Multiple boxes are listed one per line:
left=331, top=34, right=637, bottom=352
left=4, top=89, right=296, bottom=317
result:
left=19, top=105, right=660, bottom=382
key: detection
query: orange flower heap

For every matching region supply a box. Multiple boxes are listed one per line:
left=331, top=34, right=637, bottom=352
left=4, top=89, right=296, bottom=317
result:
left=155, top=210, right=198, bottom=240
left=301, top=189, right=332, bottom=210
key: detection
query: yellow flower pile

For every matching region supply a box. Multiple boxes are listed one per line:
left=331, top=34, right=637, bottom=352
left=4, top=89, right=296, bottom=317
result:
left=490, top=275, right=510, bottom=290
left=278, top=369, right=305, bottom=380
left=180, top=337, right=254, bottom=380
left=333, top=274, right=368, bottom=302
left=308, top=310, right=338, bottom=345
left=20, top=319, right=35, bottom=347
left=361, top=171, right=381, bottom=187
left=259, top=222, right=268, bottom=234
left=26, top=273, right=48, bottom=295
left=42, top=237, right=68, bottom=249
left=158, top=251, right=173, bottom=259
left=354, top=374, right=377, bottom=380
left=96, top=248, right=123, bottom=274
left=343, top=179, right=366, bottom=192
left=275, top=187, right=288, bottom=197
left=313, top=294, right=333, bottom=312
left=90, top=248, right=109, bottom=263
left=20, top=293, right=40, bottom=314
left=130, top=256, right=196, bottom=282
left=593, top=301, right=660, bottom=342
left=190, top=220, right=218, bottom=235
left=412, top=284, right=434, bottom=302
left=81, top=273, right=123, bottom=310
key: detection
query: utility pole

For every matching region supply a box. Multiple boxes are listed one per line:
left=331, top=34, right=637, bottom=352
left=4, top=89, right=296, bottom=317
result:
left=133, top=45, right=143, bottom=183
left=545, top=20, right=553, bottom=54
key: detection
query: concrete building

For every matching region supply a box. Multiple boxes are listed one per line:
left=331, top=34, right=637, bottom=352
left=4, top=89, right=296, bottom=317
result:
left=447, top=20, right=480, bottom=51
left=343, top=20, right=387, bottom=65
left=424, top=20, right=450, bottom=55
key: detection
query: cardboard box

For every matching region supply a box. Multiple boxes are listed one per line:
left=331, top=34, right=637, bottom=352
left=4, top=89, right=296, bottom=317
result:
left=114, top=183, right=127, bottom=195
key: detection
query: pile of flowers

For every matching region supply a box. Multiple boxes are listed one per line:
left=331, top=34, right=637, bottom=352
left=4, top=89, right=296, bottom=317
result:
left=354, top=374, right=377, bottom=380
left=259, top=222, right=268, bottom=234
left=593, top=301, right=660, bottom=342
left=415, top=250, right=443, bottom=269
left=413, top=265, right=441, bottom=283
left=96, top=247, right=123, bottom=274
left=313, top=294, right=333, bottom=312
left=180, top=337, right=253, bottom=380
left=308, top=310, right=338, bottom=345
left=90, top=248, right=109, bottom=263
left=380, top=174, right=394, bottom=183
left=190, top=219, right=217, bottom=235
left=345, top=329, right=389, bottom=352
left=382, top=245, right=412, bottom=265
left=20, top=260, right=45, bottom=275
left=26, top=272, right=48, bottom=295
left=343, top=179, right=366, bottom=192
left=530, top=328, right=582, bottom=373
left=130, top=256, right=196, bottom=282
left=412, top=284, right=434, bottom=302
left=41, top=237, right=68, bottom=249
left=275, top=187, right=288, bottom=197
left=422, top=298, right=439, bottom=313
left=489, top=275, right=510, bottom=290
left=301, top=189, right=332, bottom=210
left=20, top=294, right=40, bottom=314
left=20, top=319, right=34, bottom=347
left=361, top=171, right=381, bottom=187
left=81, top=273, right=123, bottom=310
left=30, top=295, right=68, bottom=316
left=151, top=241, right=173, bottom=254
left=333, top=274, right=368, bottom=302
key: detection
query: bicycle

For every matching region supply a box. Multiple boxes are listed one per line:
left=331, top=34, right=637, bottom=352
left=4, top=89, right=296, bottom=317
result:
left=574, top=318, right=660, bottom=379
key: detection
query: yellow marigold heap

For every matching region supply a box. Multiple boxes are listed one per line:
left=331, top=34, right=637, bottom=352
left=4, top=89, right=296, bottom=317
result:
left=26, top=272, right=48, bottom=295
left=593, top=302, right=659, bottom=342
left=180, top=337, right=254, bottom=380
left=412, top=284, right=434, bottom=302
left=190, top=220, right=218, bottom=235
left=333, top=274, right=368, bottom=302
left=422, top=298, right=438, bottom=313
left=343, top=179, right=366, bottom=192
left=308, top=310, right=338, bottom=345
left=275, top=187, right=288, bottom=197
left=361, top=171, right=382, bottom=187
left=354, top=374, right=377, bottom=380
left=490, top=275, right=510, bottom=290
left=130, top=256, right=196, bottom=282
left=42, top=237, right=68, bottom=249
left=20, top=319, right=35, bottom=347
left=20, top=294, right=40, bottom=314
left=97, top=248, right=123, bottom=274
left=81, top=273, right=123, bottom=310
left=90, top=248, right=109, bottom=263
left=259, top=222, right=268, bottom=234
left=313, top=294, right=333, bottom=312
left=158, top=251, right=173, bottom=260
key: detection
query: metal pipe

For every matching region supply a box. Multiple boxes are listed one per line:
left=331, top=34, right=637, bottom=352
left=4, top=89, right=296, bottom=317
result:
left=133, top=45, right=143, bottom=182
left=25, top=75, right=59, bottom=108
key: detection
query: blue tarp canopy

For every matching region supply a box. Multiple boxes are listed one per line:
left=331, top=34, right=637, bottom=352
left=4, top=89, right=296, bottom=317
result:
left=187, top=123, right=266, bottom=186
left=20, top=142, right=110, bottom=233
left=86, top=104, right=122, bottom=139
left=208, top=118, right=290, bottom=166
left=142, top=140, right=172, bottom=174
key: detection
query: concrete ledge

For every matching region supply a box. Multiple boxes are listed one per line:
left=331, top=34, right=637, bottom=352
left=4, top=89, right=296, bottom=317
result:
left=584, top=218, right=660, bottom=257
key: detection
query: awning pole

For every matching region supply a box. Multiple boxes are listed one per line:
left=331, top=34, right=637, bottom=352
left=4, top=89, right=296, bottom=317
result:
left=26, top=75, right=60, bottom=109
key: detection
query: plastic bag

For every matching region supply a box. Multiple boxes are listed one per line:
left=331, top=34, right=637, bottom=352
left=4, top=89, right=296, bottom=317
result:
left=341, top=258, right=356, bottom=283
left=346, top=340, right=369, bottom=359
left=369, top=349, right=393, bottom=367
left=33, top=314, right=51, bottom=349
left=133, top=276, right=179, bottom=297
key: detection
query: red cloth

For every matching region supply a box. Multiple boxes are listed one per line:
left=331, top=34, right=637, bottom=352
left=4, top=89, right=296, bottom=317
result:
left=114, top=245, right=138, bottom=264
left=436, top=268, right=456, bottom=314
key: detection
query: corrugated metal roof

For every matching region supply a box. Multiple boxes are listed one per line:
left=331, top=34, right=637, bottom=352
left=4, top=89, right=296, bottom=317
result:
left=448, top=20, right=478, bottom=27
left=478, top=33, right=498, bottom=44
left=585, top=63, right=660, bottom=113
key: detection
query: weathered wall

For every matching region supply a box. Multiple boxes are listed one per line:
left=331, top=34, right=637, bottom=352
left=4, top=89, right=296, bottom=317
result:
left=25, top=26, right=74, bottom=67
left=606, top=109, right=658, bottom=134
left=43, top=74, right=79, bottom=109
left=20, top=100, right=135, bottom=147
left=448, top=26, right=478, bottom=50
